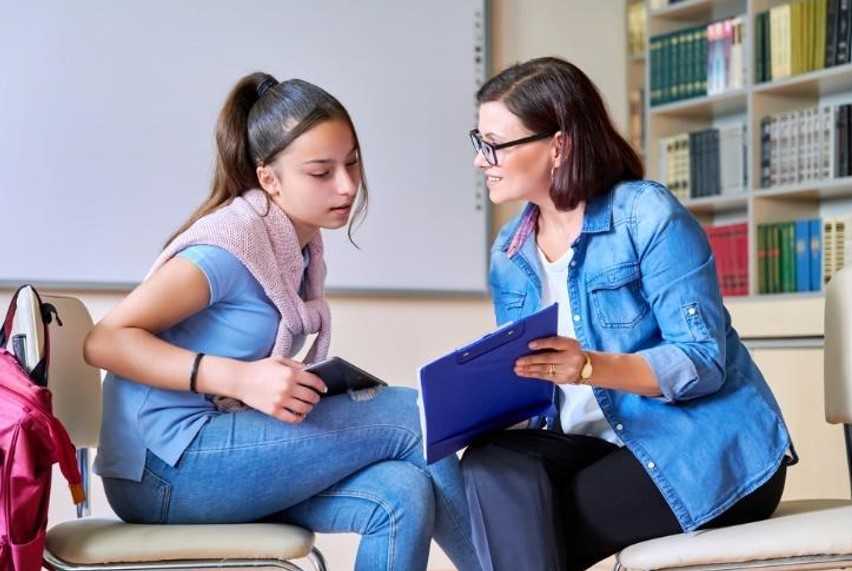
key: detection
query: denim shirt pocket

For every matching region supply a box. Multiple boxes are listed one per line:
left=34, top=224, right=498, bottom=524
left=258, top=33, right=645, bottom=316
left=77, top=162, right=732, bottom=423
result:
left=586, top=262, right=649, bottom=328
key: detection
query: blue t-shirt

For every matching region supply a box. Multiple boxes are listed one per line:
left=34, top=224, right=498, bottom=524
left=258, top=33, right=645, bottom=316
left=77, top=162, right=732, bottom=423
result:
left=94, top=245, right=293, bottom=481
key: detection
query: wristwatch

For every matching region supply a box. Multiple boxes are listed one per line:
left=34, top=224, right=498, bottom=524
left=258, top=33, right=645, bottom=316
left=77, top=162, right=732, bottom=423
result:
left=579, top=352, right=593, bottom=384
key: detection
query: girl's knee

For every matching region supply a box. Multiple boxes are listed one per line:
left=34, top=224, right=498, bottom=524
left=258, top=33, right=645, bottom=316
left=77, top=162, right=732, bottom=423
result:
left=366, top=463, right=435, bottom=534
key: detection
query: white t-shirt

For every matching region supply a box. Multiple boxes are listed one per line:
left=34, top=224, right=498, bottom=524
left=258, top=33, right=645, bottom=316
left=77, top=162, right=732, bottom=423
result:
left=536, top=245, right=622, bottom=445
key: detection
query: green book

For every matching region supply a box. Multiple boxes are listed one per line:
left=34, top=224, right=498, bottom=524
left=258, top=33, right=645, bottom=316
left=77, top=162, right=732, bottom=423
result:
left=763, top=224, right=775, bottom=293
left=765, top=10, right=773, bottom=81
left=661, top=33, right=670, bottom=104
left=770, top=224, right=781, bottom=293
left=781, top=222, right=792, bottom=292
left=699, top=27, right=708, bottom=96
left=680, top=29, right=689, bottom=99
left=779, top=223, right=789, bottom=292
left=692, top=28, right=702, bottom=97
left=757, top=224, right=767, bottom=293
left=649, top=37, right=660, bottom=106
left=672, top=32, right=681, bottom=102
left=663, top=34, right=675, bottom=103
left=672, top=32, right=684, bottom=101
left=756, top=12, right=765, bottom=83
left=784, top=222, right=798, bottom=292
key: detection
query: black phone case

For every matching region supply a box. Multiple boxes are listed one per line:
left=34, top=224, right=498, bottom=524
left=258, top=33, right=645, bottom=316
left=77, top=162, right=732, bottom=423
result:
left=306, top=357, right=387, bottom=396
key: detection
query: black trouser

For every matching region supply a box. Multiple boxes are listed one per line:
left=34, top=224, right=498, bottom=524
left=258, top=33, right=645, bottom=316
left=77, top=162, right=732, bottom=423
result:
left=461, top=430, right=787, bottom=571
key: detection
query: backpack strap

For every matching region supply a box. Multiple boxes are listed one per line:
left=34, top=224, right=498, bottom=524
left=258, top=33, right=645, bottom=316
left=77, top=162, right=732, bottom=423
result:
left=0, top=285, right=61, bottom=386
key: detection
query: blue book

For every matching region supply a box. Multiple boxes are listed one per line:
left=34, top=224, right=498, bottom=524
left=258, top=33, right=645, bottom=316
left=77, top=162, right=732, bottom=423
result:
left=810, top=218, right=823, bottom=291
left=418, top=303, right=559, bottom=464
left=795, top=220, right=810, bottom=293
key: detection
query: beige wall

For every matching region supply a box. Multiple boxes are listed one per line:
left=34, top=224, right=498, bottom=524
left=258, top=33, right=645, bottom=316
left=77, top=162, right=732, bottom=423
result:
left=3, top=1, right=629, bottom=569
left=489, top=0, right=629, bottom=232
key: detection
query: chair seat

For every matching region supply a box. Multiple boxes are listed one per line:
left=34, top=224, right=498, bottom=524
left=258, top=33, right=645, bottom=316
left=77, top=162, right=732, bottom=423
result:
left=617, top=499, right=852, bottom=571
left=45, top=518, right=315, bottom=565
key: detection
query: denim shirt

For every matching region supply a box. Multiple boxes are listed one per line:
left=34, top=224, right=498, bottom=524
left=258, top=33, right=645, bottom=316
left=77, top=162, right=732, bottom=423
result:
left=489, top=180, right=795, bottom=531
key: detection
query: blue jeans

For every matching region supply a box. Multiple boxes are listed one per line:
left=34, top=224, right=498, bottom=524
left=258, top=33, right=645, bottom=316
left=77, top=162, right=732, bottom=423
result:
left=102, top=387, right=481, bottom=571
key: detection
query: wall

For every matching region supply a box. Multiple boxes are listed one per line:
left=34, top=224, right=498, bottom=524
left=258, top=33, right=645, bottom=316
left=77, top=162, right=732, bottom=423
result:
left=1, top=1, right=628, bottom=568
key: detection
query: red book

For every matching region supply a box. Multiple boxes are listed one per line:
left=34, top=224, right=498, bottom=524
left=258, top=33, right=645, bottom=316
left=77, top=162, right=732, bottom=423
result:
left=705, top=225, right=729, bottom=296
left=720, top=225, right=734, bottom=297
left=732, top=223, right=749, bottom=296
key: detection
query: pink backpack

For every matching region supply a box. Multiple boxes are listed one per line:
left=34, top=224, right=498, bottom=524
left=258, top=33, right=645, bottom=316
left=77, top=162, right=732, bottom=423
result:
left=0, top=287, right=84, bottom=570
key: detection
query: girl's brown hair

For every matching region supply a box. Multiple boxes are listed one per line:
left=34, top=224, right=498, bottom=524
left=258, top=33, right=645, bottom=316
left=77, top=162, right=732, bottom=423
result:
left=166, top=72, right=367, bottom=246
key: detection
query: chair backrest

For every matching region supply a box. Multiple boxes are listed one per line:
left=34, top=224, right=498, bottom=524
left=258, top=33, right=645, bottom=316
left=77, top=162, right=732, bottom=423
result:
left=824, top=265, right=852, bottom=425
left=10, top=293, right=102, bottom=448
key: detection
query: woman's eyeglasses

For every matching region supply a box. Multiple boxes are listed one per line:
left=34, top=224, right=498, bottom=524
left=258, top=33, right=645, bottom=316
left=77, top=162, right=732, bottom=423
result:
left=469, top=129, right=555, bottom=166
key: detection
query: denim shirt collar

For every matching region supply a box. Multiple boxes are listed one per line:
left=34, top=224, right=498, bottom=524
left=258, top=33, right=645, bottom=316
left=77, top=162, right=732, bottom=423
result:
left=501, top=189, right=615, bottom=258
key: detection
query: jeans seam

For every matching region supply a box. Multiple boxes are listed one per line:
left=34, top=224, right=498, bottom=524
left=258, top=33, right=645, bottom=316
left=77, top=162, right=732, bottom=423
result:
left=160, top=480, right=173, bottom=524
left=141, top=467, right=172, bottom=524
left=184, top=424, right=420, bottom=455
left=316, top=489, right=397, bottom=571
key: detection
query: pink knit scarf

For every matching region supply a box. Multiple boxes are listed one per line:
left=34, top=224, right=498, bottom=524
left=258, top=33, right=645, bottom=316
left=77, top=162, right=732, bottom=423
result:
left=148, top=189, right=331, bottom=403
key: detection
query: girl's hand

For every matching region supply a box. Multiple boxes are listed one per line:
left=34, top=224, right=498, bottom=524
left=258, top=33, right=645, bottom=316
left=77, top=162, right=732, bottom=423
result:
left=236, top=357, right=328, bottom=423
left=514, top=336, right=587, bottom=385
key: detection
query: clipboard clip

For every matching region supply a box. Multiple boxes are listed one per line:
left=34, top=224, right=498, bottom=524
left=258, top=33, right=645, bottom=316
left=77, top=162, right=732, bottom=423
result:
left=456, top=320, right=527, bottom=364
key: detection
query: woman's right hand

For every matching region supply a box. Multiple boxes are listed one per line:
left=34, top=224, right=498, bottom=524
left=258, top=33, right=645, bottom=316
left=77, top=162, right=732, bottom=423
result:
left=236, top=357, right=328, bottom=423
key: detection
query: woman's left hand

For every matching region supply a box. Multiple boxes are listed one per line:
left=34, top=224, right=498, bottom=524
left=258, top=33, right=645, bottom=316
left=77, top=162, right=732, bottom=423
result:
left=515, top=336, right=587, bottom=385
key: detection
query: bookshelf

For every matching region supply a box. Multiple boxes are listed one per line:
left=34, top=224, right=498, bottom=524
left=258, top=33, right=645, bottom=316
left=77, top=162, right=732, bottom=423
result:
left=627, top=0, right=648, bottom=159
left=642, top=0, right=852, bottom=301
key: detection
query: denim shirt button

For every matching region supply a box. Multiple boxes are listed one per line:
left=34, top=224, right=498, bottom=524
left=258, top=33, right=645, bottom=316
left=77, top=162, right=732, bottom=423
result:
left=687, top=307, right=697, bottom=316
left=647, top=461, right=656, bottom=469
left=615, top=423, right=624, bottom=431
left=573, top=314, right=581, bottom=322
left=570, top=260, right=577, bottom=267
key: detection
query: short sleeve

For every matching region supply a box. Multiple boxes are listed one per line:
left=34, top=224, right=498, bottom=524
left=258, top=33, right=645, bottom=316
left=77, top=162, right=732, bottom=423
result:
left=176, top=245, right=245, bottom=306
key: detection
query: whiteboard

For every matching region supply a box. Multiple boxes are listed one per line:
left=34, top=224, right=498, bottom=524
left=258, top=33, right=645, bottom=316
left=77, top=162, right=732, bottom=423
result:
left=0, top=1, right=489, bottom=293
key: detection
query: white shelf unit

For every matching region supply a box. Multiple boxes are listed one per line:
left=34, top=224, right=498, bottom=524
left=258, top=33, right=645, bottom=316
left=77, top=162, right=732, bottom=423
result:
left=645, top=0, right=852, bottom=299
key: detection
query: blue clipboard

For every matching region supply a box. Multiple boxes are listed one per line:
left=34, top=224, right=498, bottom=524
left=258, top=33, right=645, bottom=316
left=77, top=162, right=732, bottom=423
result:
left=417, top=303, right=559, bottom=464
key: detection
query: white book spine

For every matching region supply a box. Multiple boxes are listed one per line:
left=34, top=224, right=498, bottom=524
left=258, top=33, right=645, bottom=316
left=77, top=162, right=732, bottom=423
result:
left=826, top=105, right=836, bottom=181
left=770, top=115, right=779, bottom=187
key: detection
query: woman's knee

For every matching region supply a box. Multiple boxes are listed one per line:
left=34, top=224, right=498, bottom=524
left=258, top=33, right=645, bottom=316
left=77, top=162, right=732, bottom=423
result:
left=462, top=442, right=551, bottom=496
left=461, top=443, right=509, bottom=484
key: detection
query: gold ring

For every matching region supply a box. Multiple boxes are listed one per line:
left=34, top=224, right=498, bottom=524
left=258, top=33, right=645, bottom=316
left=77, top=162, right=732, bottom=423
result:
left=550, top=364, right=556, bottom=376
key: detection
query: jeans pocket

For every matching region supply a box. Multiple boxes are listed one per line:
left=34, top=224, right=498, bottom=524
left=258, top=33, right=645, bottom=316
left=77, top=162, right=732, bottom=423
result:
left=103, top=467, right=172, bottom=524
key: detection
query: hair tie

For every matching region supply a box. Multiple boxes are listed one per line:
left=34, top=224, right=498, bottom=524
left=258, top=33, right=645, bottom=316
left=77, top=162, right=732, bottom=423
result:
left=257, top=76, right=278, bottom=99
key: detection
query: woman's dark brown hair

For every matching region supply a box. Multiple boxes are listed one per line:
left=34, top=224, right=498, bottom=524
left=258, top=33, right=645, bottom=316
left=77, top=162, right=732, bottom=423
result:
left=477, top=57, right=643, bottom=210
left=166, top=72, right=368, bottom=246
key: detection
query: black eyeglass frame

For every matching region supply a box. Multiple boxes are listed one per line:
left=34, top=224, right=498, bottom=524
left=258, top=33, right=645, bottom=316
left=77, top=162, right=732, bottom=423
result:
left=469, top=129, right=556, bottom=166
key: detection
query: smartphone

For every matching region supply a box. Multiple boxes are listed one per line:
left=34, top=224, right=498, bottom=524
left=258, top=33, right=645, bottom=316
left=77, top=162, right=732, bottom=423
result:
left=305, top=356, right=387, bottom=396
